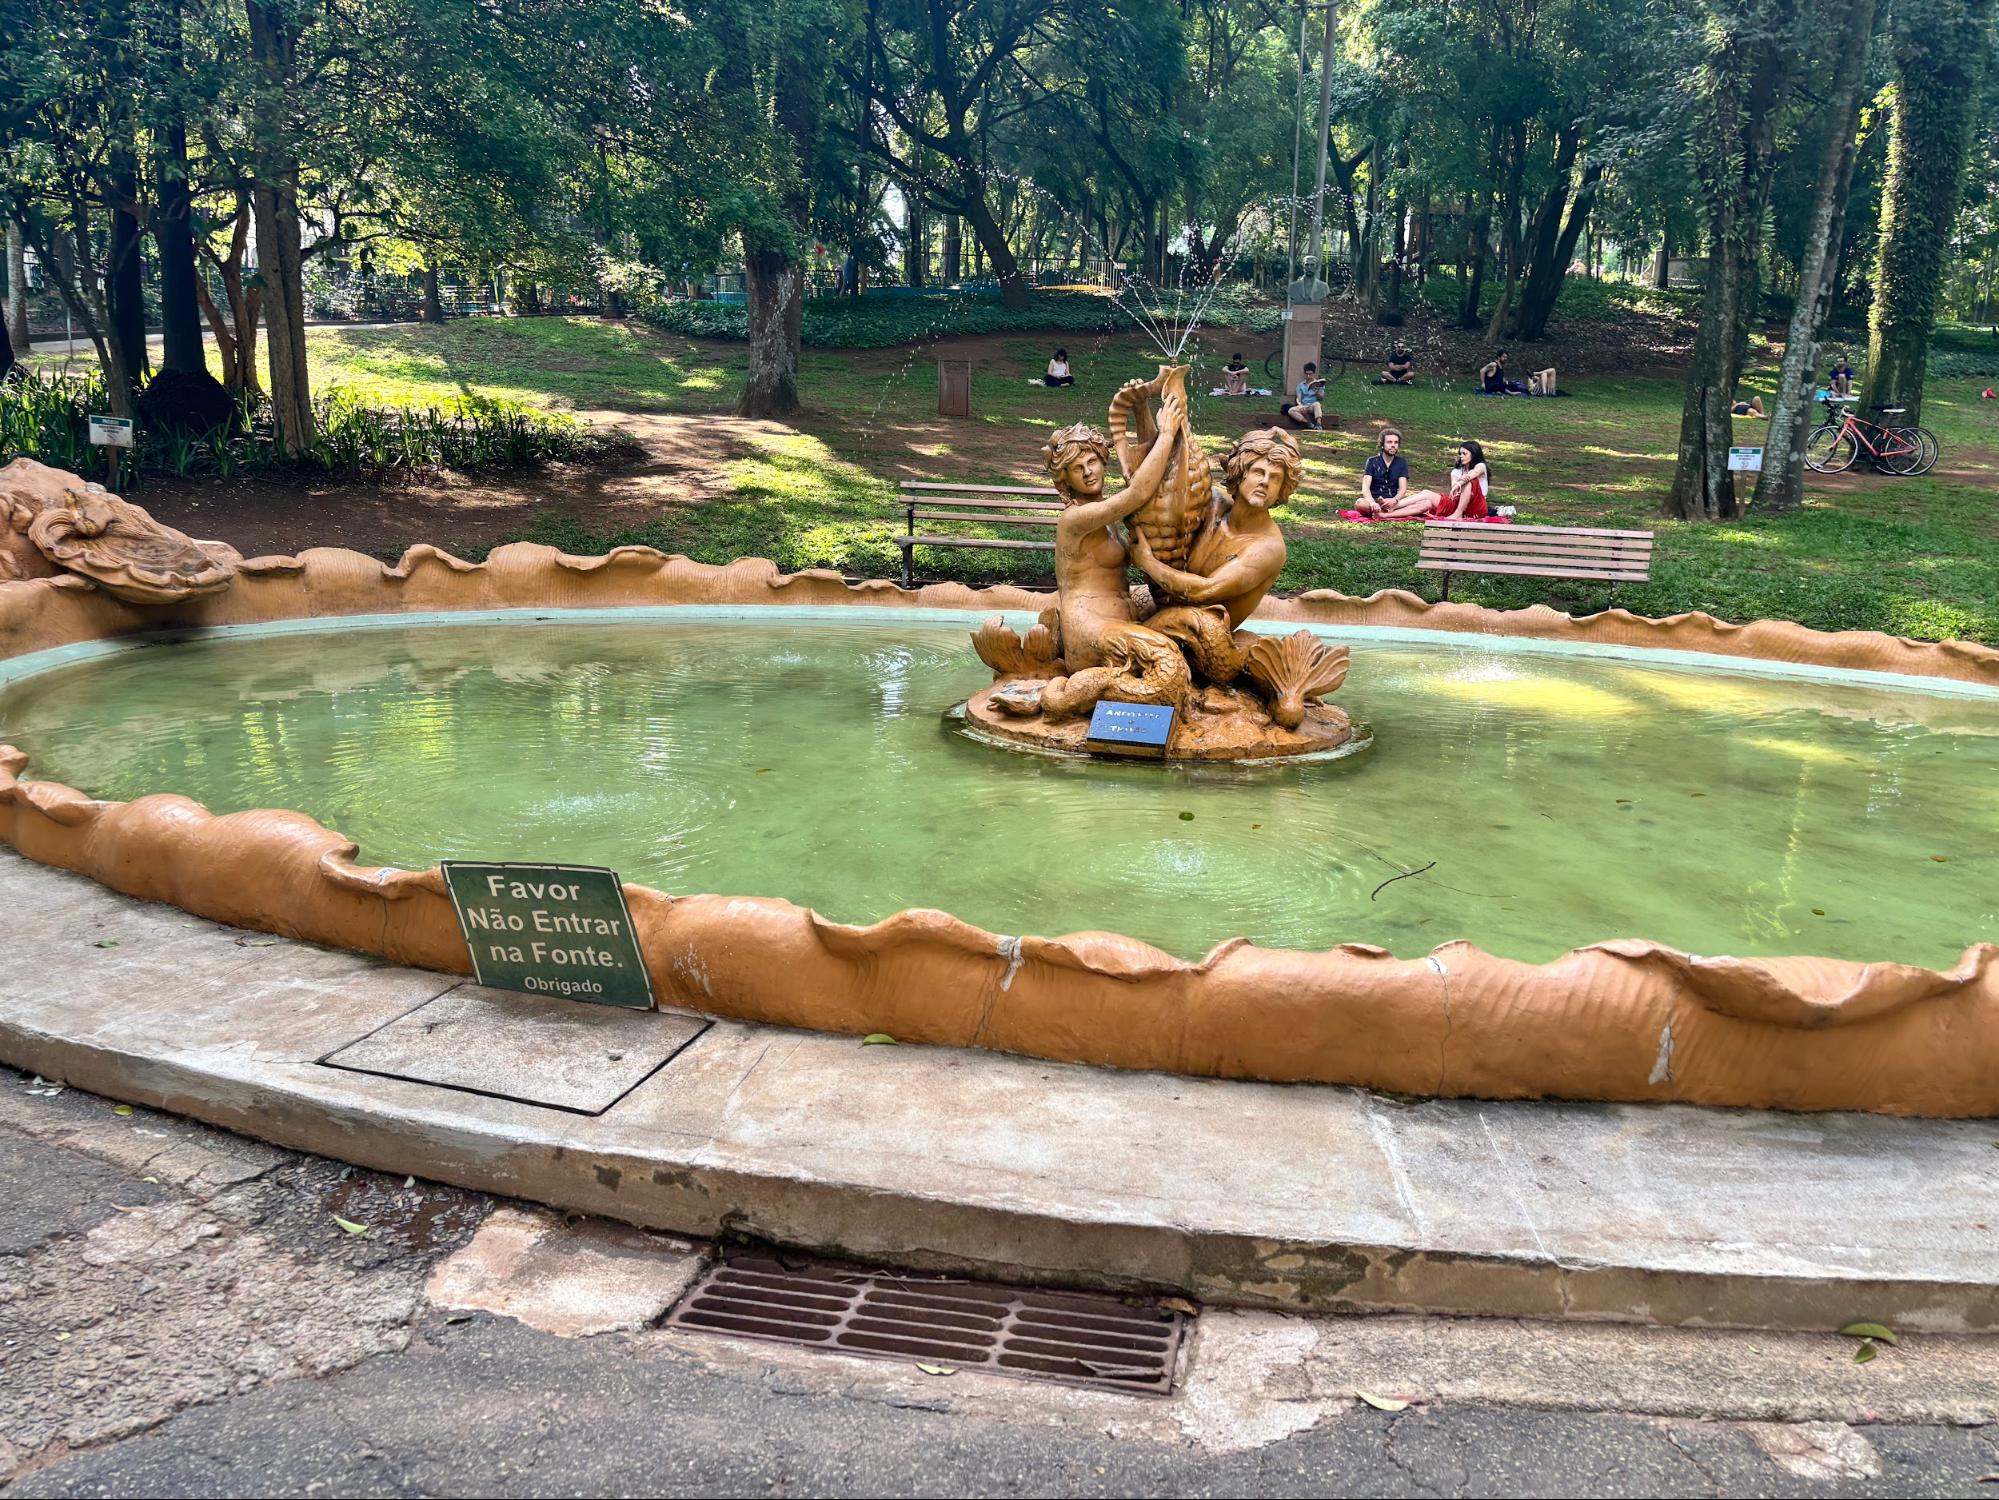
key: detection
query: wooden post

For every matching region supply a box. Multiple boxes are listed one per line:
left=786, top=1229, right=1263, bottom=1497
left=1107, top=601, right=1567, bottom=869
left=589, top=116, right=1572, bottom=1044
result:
left=938, top=359, right=972, bottom=417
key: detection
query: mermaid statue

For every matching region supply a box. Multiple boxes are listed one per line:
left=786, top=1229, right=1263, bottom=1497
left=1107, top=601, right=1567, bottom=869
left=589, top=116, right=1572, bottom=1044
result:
left=964, top=364, right=1355, bottom=762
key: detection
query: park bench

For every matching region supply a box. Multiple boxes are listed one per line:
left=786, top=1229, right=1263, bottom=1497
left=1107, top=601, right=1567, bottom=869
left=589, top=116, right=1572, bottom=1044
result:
left=892, top=480, right=1062, bottom=589
left=1416, top=520, right=1655, bottom=608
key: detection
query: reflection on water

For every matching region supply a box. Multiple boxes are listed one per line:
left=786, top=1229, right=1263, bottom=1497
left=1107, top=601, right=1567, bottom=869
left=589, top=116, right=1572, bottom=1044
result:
left=3, top=618, right=1995, bottom=965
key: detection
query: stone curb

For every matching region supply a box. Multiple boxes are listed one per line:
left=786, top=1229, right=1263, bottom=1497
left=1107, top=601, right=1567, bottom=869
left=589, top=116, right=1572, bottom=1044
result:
left=4, top=851, right=1996, bottom=1333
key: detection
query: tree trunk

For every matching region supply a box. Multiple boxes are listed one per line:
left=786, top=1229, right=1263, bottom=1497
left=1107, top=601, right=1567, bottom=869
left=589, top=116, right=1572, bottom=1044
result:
left=1515, top=163, right=1603, bottom=342
left=1756, top=0, right=1879, bottom=513
left=108, top=174, right=149, bottom=398
left=1652, top=230, right=1671, bottom=290
left=737, top=249, right=803, bottom=417
left=1666, top=0, right=1799, bottom=522
left=1380, top=188, right=1406, bottom=323
left=4, top=220, right=29, bottom=356
left=246, top=0, right=313, bottom=455
left=1509, top=125, right=1581, bottom=340
left=155, top=0, right=205, bottom=374
left=1484, top=131, right=1525, bottom=344
left=1864, top=0, right=1995, bottom=423
left=420, top=262, right=444, bottom=323
left=943, top=216, right=961, bottom=282
left=905, top=191, right=925, bottom=286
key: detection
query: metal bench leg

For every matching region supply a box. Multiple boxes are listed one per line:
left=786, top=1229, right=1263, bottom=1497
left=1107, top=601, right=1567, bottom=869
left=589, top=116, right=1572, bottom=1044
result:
left=899, top=542, right=914, bottom=590
left=1440, top=571, right=1452, bottom=602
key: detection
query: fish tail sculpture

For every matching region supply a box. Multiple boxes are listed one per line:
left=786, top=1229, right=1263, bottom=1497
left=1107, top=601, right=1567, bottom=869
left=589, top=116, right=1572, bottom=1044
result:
left=1108, top=364, right=1211, bottom=572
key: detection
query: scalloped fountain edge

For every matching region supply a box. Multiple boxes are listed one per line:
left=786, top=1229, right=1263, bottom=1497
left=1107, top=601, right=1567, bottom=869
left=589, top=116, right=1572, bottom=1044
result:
left=2, top=543, right=1995, bottom=1116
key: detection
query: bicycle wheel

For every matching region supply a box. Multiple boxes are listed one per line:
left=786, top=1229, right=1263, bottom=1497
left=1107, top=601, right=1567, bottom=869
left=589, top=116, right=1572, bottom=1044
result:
left=1907, top=426, right=1939, bottom=476
left=1804, top=424, right=1857, bottom=474
left=1263, top=350, right=1285, bottom=384
left=1320, top=356, right=1348, bottom=384
left=1875, top=427, right=1926, bottom=475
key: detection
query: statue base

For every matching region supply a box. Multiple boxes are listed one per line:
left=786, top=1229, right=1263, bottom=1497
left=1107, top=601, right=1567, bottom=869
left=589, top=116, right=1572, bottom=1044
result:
left=954, top=684, right=1367, bottom=764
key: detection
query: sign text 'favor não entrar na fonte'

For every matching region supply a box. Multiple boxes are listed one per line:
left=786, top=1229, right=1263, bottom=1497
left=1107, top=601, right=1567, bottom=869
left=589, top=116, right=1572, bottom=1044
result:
left=441, top=862, right=654, bottom=1009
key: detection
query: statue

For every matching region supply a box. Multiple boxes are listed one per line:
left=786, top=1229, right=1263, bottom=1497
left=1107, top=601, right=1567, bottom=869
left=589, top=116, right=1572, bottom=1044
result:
left=962, top=365, right=1356, bottom=761
left=1, top=458, right=238, bottom=604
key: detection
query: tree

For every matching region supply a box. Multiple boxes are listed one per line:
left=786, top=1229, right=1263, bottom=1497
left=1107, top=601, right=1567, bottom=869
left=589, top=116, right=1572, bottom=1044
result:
left=1665, top=0, right=1806, bottom=522
left=1754, top=0, right=1882, bottom=511
left=1865, top=0, right=1998, bottom=422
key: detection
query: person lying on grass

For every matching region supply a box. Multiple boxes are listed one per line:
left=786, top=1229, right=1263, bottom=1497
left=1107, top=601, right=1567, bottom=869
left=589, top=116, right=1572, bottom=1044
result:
left=1731, top=394, right=1766, bottom=417
left=1355, top=440, right=1490, bottom=520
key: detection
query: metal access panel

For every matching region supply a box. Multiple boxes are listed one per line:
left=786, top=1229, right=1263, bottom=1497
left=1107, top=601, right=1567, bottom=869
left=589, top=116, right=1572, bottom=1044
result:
left=321, top=984, right=708, bottom=1115
left=665, top=1251, right=1189, bottom=1395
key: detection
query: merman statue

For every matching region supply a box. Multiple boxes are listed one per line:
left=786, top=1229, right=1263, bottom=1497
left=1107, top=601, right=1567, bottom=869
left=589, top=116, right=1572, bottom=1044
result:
left=964, top=366, right=1354, bottom=761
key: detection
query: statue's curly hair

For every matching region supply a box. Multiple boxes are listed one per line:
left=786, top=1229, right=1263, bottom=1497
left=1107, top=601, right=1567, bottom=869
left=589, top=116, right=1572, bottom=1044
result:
left=1221, top=427, right=1304, bottom=504
left=1041, top=422, right=1111, bottom=497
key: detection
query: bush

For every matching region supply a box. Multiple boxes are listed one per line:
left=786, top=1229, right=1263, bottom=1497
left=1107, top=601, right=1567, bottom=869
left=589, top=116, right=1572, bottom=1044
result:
left=0, top=371, right=623, bottom=481
left=642, top=286, right=1278, bottom=349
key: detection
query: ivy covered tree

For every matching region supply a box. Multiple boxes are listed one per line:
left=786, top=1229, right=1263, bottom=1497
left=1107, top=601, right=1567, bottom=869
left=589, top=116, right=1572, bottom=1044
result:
left=1865, top=0, right=1998, bottom=422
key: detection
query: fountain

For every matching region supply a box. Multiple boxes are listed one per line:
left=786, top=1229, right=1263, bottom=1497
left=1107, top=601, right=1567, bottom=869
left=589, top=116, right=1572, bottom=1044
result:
left=958, top=365, right=1365, bottom=761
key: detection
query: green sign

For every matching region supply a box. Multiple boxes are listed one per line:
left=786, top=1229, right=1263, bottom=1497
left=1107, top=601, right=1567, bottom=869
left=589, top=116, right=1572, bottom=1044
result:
left=440, top=862, right=654, bottom=1009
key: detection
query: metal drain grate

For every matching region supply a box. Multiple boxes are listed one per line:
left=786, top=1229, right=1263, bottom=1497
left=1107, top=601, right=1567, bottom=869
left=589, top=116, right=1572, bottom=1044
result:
left=664, top=1252, right=1189, bottom=1395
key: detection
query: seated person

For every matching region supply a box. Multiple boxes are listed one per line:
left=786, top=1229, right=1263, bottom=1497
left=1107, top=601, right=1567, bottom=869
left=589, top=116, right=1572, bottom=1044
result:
left=1223, top=353, right=1250, bottom=395
left=1379, top=345, right=1414, bottom=385
left=1351, top=429, right=1415, bottom=516
left=1479, top=351, right=1527, bottom=395
left=1286, top=363, right=1326, bottom=428
left=1827, top=355, right=1855, bottom=398
left=1731, top=394, right=1766, bottom=417
left=1044, top=348, right=1075, bottom=387
left=1404, top=441, right=1491, bottom=520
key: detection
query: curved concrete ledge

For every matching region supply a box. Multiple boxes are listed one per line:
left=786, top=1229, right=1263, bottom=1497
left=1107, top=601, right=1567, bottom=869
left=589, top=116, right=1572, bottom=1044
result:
left=6, top=850, right=1997, bottom=1333
left=2, top=541, right=1996, bottom=1117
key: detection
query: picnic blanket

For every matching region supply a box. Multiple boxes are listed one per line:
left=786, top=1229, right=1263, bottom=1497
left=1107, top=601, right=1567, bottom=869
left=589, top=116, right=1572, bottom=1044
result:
left=1338, top=510, right=1514, bottom=524
left=1209, top=387, right=1274, bottom=397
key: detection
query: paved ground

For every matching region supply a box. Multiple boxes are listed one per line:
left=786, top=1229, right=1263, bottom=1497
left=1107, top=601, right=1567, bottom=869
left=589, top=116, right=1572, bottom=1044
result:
left=4, top=1065, right=1999, bottom=1498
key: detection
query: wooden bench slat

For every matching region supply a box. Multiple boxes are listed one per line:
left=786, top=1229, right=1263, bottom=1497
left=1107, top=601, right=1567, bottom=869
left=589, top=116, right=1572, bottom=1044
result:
left=906, top=511, right=1062, bottom=526
left=1415, top=560, right=1651, bottom=581
left=1420, top=533, right=1654, bottom=554
left=900, top=535, right=1056, bottom=551
left=1419, top=545, right=1656, bottom=568
left=905, top=496, right=1065, bottom=511
left=1427, top=521, right=1656, bottom=540
left=899, top=481, right=1058, bottom=495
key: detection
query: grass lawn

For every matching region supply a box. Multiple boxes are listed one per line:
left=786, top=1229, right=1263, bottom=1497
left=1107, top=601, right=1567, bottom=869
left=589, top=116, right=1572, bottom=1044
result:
left=128, top=313, right=1999, bottom=644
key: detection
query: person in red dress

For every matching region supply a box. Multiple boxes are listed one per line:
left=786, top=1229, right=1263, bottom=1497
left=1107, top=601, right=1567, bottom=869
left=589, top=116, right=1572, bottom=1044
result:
left=1409, top=440, right=1490, bottom=519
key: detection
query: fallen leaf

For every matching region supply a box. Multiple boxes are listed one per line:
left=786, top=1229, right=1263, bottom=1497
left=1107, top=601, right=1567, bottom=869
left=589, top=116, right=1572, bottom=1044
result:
left=1158, top=1296, right=1199, bottom=1316
left=1178, top=810, right=1195, bottom=821
left=93, top=939, right=119, bottom=948
left=1839, top=1322, right=1898, bottom=1345
left=1932, top=856, right=1949, bottom=863
left=403, top=1176, right=416, bottom=1189
left=1854, top=1341, right=1878, bottom=1364
left=916, top=1363, right=956, bottom=1376
left=755, top=768, right=772, bottom=774
left=1976, top=1472, right=1999, bottom=1483
left=235, top=935, right=280, bottom=948
left=332, top=1215, right=371, bottom=1237
left=54, top=1332, right=71, bottom=1342
left=1812, top=908, right=1826, bottom=916
left=113, top=1105, right=133, bottom=1117
left=142, top=1176, right=159, bottom=1184
left=1355, top=1389, right=1410, bottom=1411
left=862, top=1033, right=899, bottom=1046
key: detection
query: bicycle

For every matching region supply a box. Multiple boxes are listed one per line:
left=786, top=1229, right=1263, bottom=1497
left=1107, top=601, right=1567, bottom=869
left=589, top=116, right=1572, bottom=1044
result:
left=1804, top=394, right=1937, bottom=476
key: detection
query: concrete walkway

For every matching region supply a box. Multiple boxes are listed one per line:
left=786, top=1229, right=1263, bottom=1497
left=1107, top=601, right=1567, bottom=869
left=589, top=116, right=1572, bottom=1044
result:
left=2, top=849, right=1995, bottom=1333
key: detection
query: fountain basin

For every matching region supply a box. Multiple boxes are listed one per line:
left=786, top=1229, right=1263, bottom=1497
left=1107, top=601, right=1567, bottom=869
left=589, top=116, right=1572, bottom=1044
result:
left=1, top=544, right=1997, bottom=1116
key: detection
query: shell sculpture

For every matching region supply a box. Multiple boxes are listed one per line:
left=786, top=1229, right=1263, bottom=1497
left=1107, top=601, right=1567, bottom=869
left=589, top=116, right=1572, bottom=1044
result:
left=970, top=615, right=1063, bottom=681
left=1108, top=364, right=1211, bottom=571
left=1245, top=632, right=1350, bottom=729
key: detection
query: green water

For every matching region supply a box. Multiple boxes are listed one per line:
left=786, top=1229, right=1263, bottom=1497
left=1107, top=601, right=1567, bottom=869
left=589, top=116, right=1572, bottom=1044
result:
left=2, top=613, right=1994, bottom=965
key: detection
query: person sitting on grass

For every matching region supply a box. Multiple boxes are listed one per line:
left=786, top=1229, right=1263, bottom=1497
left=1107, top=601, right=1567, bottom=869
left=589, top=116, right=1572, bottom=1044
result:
left=1480, top=351, right=1530, bottom=395
left=1405, top=441, right=1492, bottom=520
left=1827, top=354, right=1855, bottom=398
left=1223, top=353, right=1250, bottom=396
left=1287, top=363, right=1326, bottom=428
left=1351, top=429, right=1414, bottom=516
left=1731, top=394, right=1766, bottom=417
left=1044, top=348, right=1075, bottom=387
left=1379, top=345, right=1414, bottom=385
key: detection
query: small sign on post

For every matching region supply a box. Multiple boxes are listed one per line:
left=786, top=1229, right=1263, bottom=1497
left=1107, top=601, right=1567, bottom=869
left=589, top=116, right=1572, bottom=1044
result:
left=88, top=415, right=135, bottom=448
left=441, top=862, right=654, bottom=1009
left=1085, top=700, right=1175, bottom=758
left=1728, top=446, right=1764, bottom=472
left=937, top=358, right=972, bottom=417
